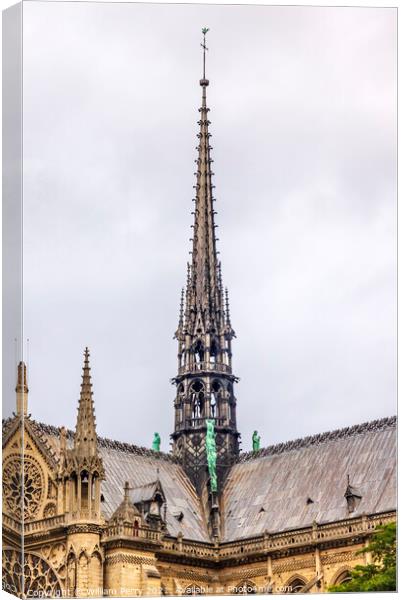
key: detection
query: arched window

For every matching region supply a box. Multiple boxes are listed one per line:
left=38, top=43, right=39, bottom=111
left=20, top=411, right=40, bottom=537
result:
left=211, top=380, right=222, bottom=418
left=234, top=581, right=257, bottom=594
left=81, top=470, right=89, bottom=509
left=333, top=570, right=352, bottom=586
left=288, top=578, right=306, bottom=593
left=194, top=340, right=204, bottom=365
left=176, top=384, right=185, bottom=424
left=190, top=381, right=204, bottom=418
left=210, top=339, right=219, bottom=364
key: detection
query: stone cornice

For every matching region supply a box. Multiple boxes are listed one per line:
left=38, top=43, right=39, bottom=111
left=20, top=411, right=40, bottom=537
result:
left=104, top=553, right=157, bottom=566
left=67, top=523, right=103, bottom=535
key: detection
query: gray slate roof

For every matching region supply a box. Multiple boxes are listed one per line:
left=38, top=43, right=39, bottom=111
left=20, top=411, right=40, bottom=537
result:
left=20, top=420, right=210, bottom=542
left=222, top=416, right=396, bottom=541
left=98, top=445, right=210, bottom=541
left=5, top=416, right=395, bottom=543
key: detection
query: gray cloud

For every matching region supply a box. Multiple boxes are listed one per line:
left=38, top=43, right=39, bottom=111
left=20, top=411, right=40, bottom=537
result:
left=20, top=3, right=396, bottom=452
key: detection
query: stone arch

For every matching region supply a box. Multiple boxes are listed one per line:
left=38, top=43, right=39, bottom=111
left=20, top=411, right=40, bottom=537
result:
left=284, top=574, right=308, bottom=593
left=183, top=582, right=203, bottom=595
left=89, top=549, right=103, bottom=594
left=210, top=380, right=222, bottom=417
left=190, top=380, right=205, bottom=418
left=78, top=549, right=89, bottom=563
left=330, top=566, right=353, bottom=587
left=2, top=548, right=62, bottom=598
left=209, top=337, right=219, bottom=363
left=43, top=501, right=57, bottom=518
left=234, top=580, right=257, bottom=594
left=66, top=549, right=77, bottom=597
left=193, top=339, right=205, bottom=364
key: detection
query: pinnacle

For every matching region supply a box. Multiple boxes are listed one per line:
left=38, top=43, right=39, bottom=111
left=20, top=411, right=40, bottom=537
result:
left=16, top=361, right=28, bottom=394
left=74, top=347, right=98, bottom=457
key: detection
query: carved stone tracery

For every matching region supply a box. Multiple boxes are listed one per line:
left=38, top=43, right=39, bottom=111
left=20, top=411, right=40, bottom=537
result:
left=2, top=549, right=62, bottom=598
left=2, top=455, right=44, bottom=520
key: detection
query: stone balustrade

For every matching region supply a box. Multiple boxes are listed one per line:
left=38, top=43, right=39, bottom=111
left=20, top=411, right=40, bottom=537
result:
left=102, top=522, right=162, bottom=543
left=178, top=362, right=231, bottom=375
left=16, top=509, right=395, bottom=561
left=159, top=511, right=395, bottom=562
left=24, top=514, right=66, bottom=534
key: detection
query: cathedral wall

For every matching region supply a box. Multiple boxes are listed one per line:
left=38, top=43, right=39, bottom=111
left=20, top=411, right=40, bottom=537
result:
left=104, top=547, right=160, bottom=597
left=219, top=560, right=270, bottom=594
left=66, top=531, right=103, bottom=597
left=216, top=540, right=370, bottom=594
left=157, top=560, right=219, bottom=596
left=321, top=543, right=368, bottom=589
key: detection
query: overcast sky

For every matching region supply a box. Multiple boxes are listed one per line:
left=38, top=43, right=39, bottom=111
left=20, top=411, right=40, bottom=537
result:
left=18, top=3, right=396, bottom=452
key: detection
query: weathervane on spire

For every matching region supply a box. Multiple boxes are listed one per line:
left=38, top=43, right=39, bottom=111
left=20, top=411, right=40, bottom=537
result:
left=201, top=27, right=210, bottom=83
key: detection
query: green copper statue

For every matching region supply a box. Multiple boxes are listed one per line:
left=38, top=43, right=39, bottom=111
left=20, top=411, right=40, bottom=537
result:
left=206, top=419, right=218, bottom=492
left=252, top=430, right=261, bottom=453
left=152, top=432, right=161, bottom=452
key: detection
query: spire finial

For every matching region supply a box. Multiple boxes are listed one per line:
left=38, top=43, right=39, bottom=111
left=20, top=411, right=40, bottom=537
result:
left=200, top=28, right=210, bottom=87
left=124, top=481, right=132, bottom=502
left=16, top=361, right=28, bottom=394
left=16, top=361, right=29, bottom=416
left=74, top=346, right=98, bottom=457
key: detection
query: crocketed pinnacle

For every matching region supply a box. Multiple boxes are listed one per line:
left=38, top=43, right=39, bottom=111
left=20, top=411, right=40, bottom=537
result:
left=177, top=29, right=234, bottom=341
left=74, top=347, right=98, bottom=457
left=15, top=361, right=28, bottom=394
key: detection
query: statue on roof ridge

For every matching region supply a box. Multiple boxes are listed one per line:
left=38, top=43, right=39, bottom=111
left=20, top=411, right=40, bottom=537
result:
left=252, top=430, right=261, bottom=453
left=152, top=432, right=161, bottom=452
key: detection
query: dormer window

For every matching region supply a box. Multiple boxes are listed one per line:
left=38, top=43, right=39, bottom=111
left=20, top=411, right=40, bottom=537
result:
left=344, top=475, right=362, bottom=513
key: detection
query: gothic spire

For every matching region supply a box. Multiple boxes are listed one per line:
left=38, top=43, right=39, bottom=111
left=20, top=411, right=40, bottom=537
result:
left=182, top=28, right=228, bottom=338
left=172, top=31, right=240, bottom=505
left=74, top=347, right=98, bottom=457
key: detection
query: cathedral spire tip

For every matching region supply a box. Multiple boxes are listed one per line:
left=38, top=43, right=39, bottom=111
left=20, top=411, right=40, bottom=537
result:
left=74, top=346, right=98, bottom=456
left=200, top=27, right=210, bottom=86
left=16, top=360, right=29, bottom=416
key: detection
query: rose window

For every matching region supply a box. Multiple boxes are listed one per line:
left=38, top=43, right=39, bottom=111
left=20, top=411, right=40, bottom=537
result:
left=2, top=549, right=61, bottom=598
left=3, top=455, right=44, bottom=520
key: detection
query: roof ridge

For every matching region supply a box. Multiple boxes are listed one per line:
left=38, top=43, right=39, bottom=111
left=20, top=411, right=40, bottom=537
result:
left=7, top=418, right=178, bottom=463
left=238, top=415, right=397, bottom=462
left=3, top=415, right=396, bottom=464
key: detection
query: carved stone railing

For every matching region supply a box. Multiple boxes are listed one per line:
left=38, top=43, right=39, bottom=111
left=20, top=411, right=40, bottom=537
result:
left=218, top=512, right=396, bottom=559
left=102, top=523, right=162, bottom=544
left=3, top=513, right=22, bottom=533
left=24, top=514, right=66, bottom=535
left=5, top=509, right=395, bottom=562
left=161, top=537, right=217, bottom=559
left=219, top=536, right=266, bottom=558
left=178, top=362, right=231, bottom=376
left=185, top=417, right=227, bottom=428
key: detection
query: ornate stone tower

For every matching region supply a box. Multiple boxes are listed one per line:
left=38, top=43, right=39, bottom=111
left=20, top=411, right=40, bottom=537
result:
left=172, top=31, right=240, bottom=496
left=59, top=347, right=105, bottom=597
